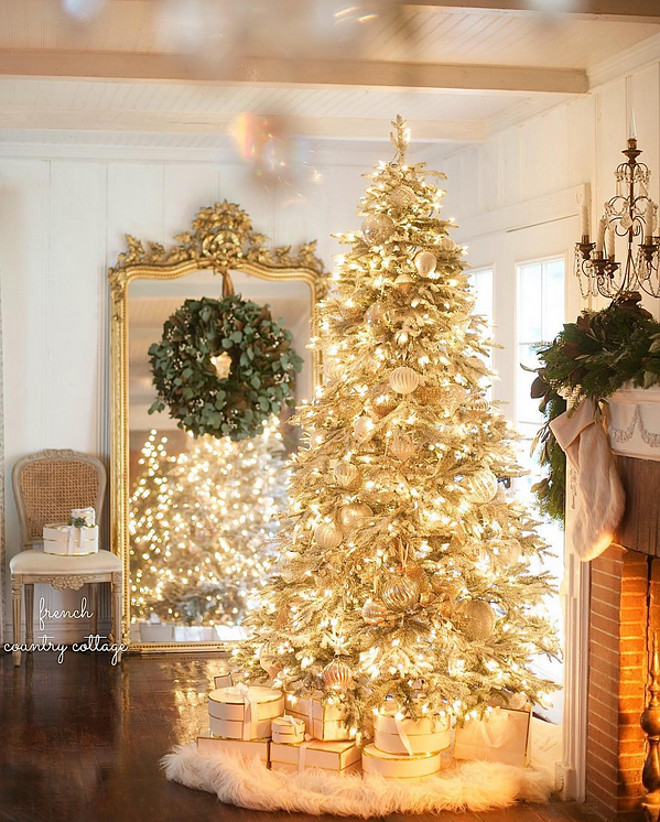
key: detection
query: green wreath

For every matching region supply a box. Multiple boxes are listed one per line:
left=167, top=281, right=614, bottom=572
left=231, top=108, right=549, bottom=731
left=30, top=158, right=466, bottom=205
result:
left=148, top=295, right=303, bottom=441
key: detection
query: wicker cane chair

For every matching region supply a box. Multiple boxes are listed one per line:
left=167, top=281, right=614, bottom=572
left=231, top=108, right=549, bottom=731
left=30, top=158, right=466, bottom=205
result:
left=9, top=449, right=122, bottom=667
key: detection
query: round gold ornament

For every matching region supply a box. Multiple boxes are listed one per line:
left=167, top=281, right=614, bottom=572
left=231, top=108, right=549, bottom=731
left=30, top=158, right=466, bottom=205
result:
left=314, top=522, right=343, bottom=550
left=362, top=598, right=388, bottom=625
left=365, top=302, right=386, bottom=324
left=414, top=251, right=437, bottom=278
left=470, top=398, right=489, bottom=413
left=324, top=358, right=344, bottom=382
left=337, top=503, right=373, bottom=534
left=382, top=576, right=421, bottom=610
left=322, top=659, right=352, bottom=689
left=389, top=366, right=421, bottom=395
left=334, top=461, right=360, bottom=489
left=353, top=416, right=372, bottom=441
left=454, top=599, right=496, bottom=641
left=362, top=214, right=395, bottom=245
left=465, top=467, right=499, bottom=504
left=390, top=432, right=415, bottom=462
left=390, top=185, right=416, bottom=209
left=437, top=235, right=458, bottom=253
left=495, top=538, right=522, bottom=566
left=394, top=273, right=414, bottom=295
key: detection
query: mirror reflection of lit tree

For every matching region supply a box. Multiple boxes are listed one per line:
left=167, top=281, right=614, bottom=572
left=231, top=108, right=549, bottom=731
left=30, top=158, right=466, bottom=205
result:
left=129, top=416, right=289, bottom=626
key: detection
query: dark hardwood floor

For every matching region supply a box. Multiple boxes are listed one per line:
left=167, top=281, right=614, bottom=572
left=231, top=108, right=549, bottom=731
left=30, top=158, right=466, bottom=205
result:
left=1, top=650, right=603, bottom=822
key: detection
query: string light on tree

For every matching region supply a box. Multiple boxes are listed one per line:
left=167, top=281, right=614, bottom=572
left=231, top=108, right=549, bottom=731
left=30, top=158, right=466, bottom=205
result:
left=129, top=417, right=288, bottom=627
left=232, top=116, right=559, bottom=734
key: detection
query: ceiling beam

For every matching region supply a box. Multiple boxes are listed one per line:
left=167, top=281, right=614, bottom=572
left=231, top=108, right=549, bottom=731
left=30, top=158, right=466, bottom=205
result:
left=0, top=50, right=588, bottom=94
left=0, top=105, right=488, bottom=143
left=402, top=0, right=660, bottom=22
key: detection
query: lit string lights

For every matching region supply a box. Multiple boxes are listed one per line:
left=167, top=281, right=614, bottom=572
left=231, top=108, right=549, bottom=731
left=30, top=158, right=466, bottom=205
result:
left=231, top=117, right=559, bottom=737
left=129, top=416, right=289, bottom=627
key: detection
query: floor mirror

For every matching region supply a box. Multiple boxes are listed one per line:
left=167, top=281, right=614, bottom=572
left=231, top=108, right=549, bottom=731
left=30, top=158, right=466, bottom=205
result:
left=109, top=201, right=326, bottom=652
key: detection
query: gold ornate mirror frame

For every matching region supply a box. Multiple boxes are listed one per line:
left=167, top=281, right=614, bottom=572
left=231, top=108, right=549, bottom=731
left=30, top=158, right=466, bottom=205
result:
left=109, top=201, right=327, bottom=653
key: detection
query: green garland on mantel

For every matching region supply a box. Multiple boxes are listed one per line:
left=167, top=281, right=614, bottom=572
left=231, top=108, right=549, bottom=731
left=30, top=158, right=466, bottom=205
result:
left=528, top=293, right=660, bottom=523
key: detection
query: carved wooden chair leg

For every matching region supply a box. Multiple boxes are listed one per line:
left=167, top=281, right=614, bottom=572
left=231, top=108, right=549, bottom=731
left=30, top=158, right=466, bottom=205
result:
left=11, top=576, right=22, bottom=667
left=90, top=582, right=99, bottom=637
left=24, top=583, right=34, bottom=647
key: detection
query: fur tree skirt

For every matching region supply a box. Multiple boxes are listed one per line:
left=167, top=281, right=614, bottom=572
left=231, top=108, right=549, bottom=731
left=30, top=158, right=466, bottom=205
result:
left=162, top=718, right=560, bottom=816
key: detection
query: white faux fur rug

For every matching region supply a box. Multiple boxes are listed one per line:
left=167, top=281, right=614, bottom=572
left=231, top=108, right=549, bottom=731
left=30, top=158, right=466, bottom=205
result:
left=162, top=719, right=561, bottom=815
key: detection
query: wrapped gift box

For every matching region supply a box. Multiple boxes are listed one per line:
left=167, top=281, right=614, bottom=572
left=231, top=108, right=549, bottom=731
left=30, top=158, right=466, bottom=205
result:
left=285, top=693, right=351, bottom=741
left=271, top=715, right=306, bottom=745
left=374, top=711, right=451, bottom=756
left=196, top=735, right=269, bottom=764
left=214, top=672, right=234, bottom=689
left=453, top=707, right=531, bottom=768
left=362, top=744, right=442, bottom=779
left=208, top=685, right=284, bottom=741
left=43, top=523, right=99, bottom=556
left=271, top=739, right=360, bottom=774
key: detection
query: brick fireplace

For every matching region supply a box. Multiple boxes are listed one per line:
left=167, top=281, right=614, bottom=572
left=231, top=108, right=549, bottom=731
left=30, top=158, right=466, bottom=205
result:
left=585, top=455, right=660, bottom=820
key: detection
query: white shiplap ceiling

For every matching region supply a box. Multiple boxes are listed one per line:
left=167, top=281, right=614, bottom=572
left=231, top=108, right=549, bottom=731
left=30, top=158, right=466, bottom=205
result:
left=0, top=0, right=657, bottom=149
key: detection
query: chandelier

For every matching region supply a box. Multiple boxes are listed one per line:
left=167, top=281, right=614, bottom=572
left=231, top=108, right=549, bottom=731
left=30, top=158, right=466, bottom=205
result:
left=575, top=119, right=660, bottom=300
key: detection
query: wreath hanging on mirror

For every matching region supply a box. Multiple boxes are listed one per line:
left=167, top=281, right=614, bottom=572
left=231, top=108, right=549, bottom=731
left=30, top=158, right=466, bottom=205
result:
left=148, top=295, right=303, bottom=441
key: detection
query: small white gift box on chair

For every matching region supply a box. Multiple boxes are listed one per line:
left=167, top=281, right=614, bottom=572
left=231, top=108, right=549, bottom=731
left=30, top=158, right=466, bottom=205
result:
left=453, top=706, right=531, bottom=768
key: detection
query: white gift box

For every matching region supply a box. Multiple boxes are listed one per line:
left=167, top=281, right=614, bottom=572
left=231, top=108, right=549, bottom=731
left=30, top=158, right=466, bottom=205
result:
left=214, top=672, right=234, bottom=689
left=270, top=739, right=360, bottom=773
left=208, top=685, right=284, bottom=741
left=285, top=693, right=351, bottom=741
left=453, top=707, right=532, bottom=768
left=374, top=711, right=451, bottom=756
left=71, top=507, right=96, bottom=526
left=43, top=523, right=99, bottom=556
left=271, top=715, right=306, bottom=745
left=196, top=735, right=269, bottom=764
left=362, top=744, right=442, bottom=778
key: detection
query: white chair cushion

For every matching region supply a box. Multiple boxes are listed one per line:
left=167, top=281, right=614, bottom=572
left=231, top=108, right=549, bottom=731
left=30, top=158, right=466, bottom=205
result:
left=9, top=548, right=122, bottom=574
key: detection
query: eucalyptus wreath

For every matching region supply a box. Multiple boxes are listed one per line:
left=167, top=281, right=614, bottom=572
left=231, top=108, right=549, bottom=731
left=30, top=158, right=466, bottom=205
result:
left=148, top=295, right=303, bottom=441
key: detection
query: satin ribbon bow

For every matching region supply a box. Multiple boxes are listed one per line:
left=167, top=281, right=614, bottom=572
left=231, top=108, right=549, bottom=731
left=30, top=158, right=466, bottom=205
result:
left=227, top=683, right=258, bottom=741
left=393, top=714, right=414, bottom=757
left=66, top=525, right=82, bottom=556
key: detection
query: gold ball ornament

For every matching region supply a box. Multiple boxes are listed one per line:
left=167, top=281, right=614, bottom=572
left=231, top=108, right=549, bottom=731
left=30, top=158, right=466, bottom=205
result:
left=362, top=599, right=388, bottom=625
left=353, top=416, right=372, bottom=441
left=322, top=659, right=352, bottom=689
left=394, top=273, right=414, bottom=295
left=470, top=397, right=489, bottom=413
left=465, top=467, right=499, bottom=503
left=390, top=432, right=415, bottom=462
left=334, top=461, right=360, bottom=489
left=365, top=302, right=386, bottom=324
left=369, top=391, right=399, bottom=419
left=437, top=235, right=458, bottom=254
left=389, top=185, right=416, bottom=209
left=362, top=214, right=395, bottom=245
left=389, top=366, right=421, bottom=395
left=337, top=503, right=373, bottom=534
left=495, top=538, right=522, bottom=566
left=414, top=251, right=437, bottom=278
left=454, top=599, right=496, bottom=641
left=314, top=522, right=343, bottom=550
left=382, top=576, right=421, bottom=610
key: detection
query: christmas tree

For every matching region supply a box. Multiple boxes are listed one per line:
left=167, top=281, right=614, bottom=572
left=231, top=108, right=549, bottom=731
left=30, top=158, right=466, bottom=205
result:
left=233, top=117, right=558, bottom=736
left=130, top=417, right=289, bottom=627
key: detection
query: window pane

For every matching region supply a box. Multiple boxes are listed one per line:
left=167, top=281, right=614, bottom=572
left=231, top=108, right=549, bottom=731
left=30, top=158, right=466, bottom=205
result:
left=542, top=259, right=565, bottom=340
left=469, top=268, right=493, bottom=324
left=517, top=264, right=543, bottom=342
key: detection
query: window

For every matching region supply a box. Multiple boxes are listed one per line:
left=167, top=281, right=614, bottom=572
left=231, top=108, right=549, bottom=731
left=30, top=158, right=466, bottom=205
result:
left=516, top=257, right=565, bottom=434
left=469, top=267, right=493, bottom=328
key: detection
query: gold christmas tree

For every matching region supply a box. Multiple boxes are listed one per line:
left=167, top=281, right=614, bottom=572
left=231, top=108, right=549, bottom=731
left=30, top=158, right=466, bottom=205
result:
left=233, top=117, right=559, bottom=735
left=130, top=417, right=288, bottom=627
